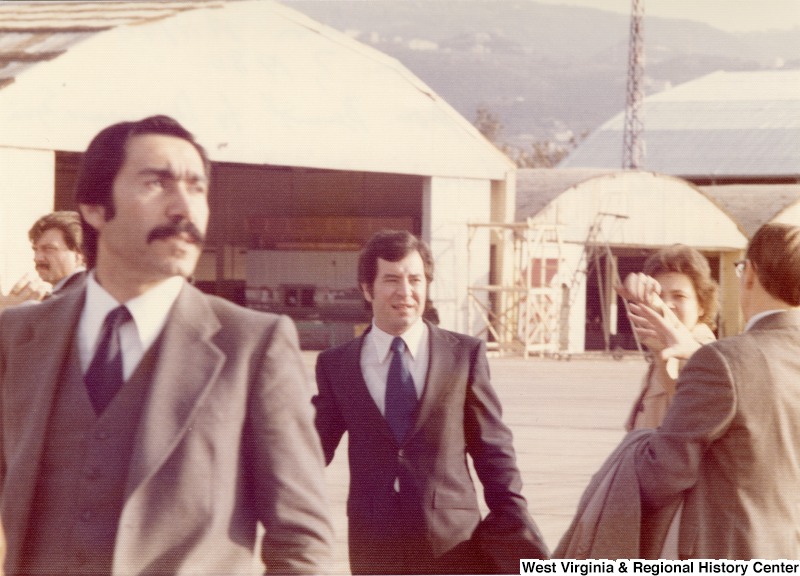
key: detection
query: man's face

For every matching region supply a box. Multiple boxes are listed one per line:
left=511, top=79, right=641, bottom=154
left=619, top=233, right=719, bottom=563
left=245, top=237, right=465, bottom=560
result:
left=84, top=134, right=209, bottom=284
left=32, top=227, right=83, bottom=285
left=361, top=250, right=427, bottom=336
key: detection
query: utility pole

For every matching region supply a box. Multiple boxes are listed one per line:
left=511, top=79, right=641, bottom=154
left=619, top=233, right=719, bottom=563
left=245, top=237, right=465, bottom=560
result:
left=622, top=0, right=645, bottom=169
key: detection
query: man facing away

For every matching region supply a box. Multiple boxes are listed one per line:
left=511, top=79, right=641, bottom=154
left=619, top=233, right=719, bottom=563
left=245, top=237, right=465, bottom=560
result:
left=0, top=115, right=333, bottom=574
left=626, top=222, right=800, bottom=558
left=314, top=229, right=549, bottom=574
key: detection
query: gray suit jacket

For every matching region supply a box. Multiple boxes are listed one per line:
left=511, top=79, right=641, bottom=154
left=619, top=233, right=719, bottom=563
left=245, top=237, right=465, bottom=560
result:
left=314, top=322, right=548, bottom=574
left=635, top=309, right=800, bottom=559
left=555, top=429, right=680, bottom=559
left=0, top=282, right=333, bottom=574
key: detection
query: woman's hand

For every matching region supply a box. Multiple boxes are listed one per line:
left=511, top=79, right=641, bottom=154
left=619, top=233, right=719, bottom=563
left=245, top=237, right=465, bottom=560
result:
left=616, top=272, right=670, bottom=351
left=616, top=272, right=662, bottom=307
left=627, top=302, right=702, bottom=361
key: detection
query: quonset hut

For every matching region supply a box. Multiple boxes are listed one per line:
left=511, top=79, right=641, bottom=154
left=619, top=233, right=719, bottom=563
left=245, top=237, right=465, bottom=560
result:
left=498, top=169, right=748, bottom=356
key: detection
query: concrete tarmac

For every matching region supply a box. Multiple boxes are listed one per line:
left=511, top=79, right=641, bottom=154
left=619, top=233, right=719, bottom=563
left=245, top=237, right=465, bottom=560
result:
left=302, top=351, right=649, bottom=574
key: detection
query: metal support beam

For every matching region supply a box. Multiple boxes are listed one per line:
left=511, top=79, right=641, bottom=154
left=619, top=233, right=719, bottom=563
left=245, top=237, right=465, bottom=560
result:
left=623, top=0, right=646, bottom=169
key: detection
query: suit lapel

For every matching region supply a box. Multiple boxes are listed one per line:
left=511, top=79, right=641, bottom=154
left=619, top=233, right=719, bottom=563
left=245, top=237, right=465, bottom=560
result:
left=2, top=288, right=84, bottom=566
left=407, top=323, right=457, bottom=440
left=125, top=284, right=224, bottom=495
left=337, top=324, right=458, bottom=444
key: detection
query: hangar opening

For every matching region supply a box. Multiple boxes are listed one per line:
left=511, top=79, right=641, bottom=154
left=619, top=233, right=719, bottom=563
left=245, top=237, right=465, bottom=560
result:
left=54, top=152, right=426, bottom=348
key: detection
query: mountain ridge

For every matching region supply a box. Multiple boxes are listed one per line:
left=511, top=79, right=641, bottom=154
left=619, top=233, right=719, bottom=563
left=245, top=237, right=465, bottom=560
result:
left=283, top=0, right=800, bottom=148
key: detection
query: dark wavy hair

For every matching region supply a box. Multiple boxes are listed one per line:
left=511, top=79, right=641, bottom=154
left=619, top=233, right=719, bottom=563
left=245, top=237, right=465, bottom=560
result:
left=74, top=115, right=210, bottom=268
left=643, top=244, right=719, bottom=329
left=357, top=230, right=434, bottom=292
left=746, top=223, right=800, bottom=306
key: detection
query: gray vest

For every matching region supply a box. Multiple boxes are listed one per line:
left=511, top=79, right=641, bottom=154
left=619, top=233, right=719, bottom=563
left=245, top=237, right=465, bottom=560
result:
left=20, top=337, right=158, bottom=574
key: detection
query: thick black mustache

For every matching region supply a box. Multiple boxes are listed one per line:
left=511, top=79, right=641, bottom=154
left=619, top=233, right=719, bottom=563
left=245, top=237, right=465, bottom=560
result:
left=147, top=220, right=205, bottom=245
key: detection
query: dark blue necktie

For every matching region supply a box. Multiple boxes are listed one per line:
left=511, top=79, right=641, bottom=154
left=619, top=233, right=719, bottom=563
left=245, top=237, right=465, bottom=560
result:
left=385, top=336, right=417, bottom=442
left=84, top=305, right=131, bottom=414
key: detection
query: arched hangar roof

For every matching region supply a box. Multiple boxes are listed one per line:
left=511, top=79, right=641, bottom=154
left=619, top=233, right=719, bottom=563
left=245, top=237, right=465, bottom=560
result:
left=0, top=0, right=513, bottom=179
left=701, top=184, right=800, bottom=238
left=516, top=169, right=748, bottom=250
left=559, top=70, right=800, bottom=180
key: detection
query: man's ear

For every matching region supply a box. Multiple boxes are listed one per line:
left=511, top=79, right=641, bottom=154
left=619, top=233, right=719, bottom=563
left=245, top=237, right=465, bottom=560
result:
left=743, top=261, right=758, bottom=290
left=360, top=282, right=373, bottom=303
left=79, top=203, right=106, bottom=232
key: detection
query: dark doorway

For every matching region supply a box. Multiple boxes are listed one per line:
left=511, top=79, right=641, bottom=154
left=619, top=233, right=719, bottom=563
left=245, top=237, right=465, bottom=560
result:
left=585, top=253, right=646, bottom=351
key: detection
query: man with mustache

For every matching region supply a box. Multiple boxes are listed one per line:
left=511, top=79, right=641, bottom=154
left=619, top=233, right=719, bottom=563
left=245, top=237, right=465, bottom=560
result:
left=0, top=211, right=84, bottom=310
left=0, top=115, right=333, bottom=574
left=30, top=211, right=87, bottom=296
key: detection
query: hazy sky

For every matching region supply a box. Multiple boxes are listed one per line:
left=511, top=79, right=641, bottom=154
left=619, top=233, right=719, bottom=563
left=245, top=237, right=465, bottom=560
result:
left=532, top=0, right=800, bottom=32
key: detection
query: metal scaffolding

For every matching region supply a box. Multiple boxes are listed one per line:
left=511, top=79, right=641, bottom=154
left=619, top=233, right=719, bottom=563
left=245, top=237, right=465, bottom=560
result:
left=563, top=211, right=642, bottom=359
left=466, top=220, right=564, bottom=358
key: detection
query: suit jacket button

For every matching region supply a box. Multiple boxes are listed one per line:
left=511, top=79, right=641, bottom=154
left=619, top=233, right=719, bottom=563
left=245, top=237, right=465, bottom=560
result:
left=398, top=448, right=405, bottom=458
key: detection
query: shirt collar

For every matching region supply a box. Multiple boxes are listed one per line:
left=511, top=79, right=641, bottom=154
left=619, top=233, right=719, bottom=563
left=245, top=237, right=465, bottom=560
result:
left=368, top=319, right=427, bottom=363
left=85, top=271, right=185, bottom=349
left=52, top=266, right=86, bottom=292
left=744, top=309, right=785, bottom=332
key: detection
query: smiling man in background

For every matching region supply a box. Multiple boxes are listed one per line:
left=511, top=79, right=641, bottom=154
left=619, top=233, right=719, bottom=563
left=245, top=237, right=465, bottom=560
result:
left=314, top=229, right=548, bottom=574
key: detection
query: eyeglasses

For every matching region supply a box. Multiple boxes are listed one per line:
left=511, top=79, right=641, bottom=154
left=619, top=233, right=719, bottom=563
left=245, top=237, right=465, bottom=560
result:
left=734, top=259, right=747, bottom=278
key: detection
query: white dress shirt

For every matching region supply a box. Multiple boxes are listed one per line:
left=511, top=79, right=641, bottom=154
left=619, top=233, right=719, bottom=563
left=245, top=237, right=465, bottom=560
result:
left=79, top=273, right=185, bottom=380
left=360, top=319, right=429, bottom=415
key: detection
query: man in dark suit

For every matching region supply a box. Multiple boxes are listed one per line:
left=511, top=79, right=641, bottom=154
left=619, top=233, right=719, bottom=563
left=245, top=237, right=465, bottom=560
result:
left=314, top=230, right=549, bottom=574
left=626, top=222, right=800, bottom=558
left=0, top=115, right=333, bottom=574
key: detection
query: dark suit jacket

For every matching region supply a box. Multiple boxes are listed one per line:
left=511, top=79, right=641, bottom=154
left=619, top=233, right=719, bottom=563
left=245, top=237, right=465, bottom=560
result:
left=635, top=310, right=800, bottom=558
left=0, top=282, right=333, bottom=574
left=314, top=322, right=548, bottom=574
left=52, top=269, right=87, bottom=296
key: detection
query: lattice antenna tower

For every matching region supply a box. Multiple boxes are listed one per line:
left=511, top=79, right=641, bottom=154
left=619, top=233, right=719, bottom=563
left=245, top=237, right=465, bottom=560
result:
left=622, top=0, right=646, bottom=169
